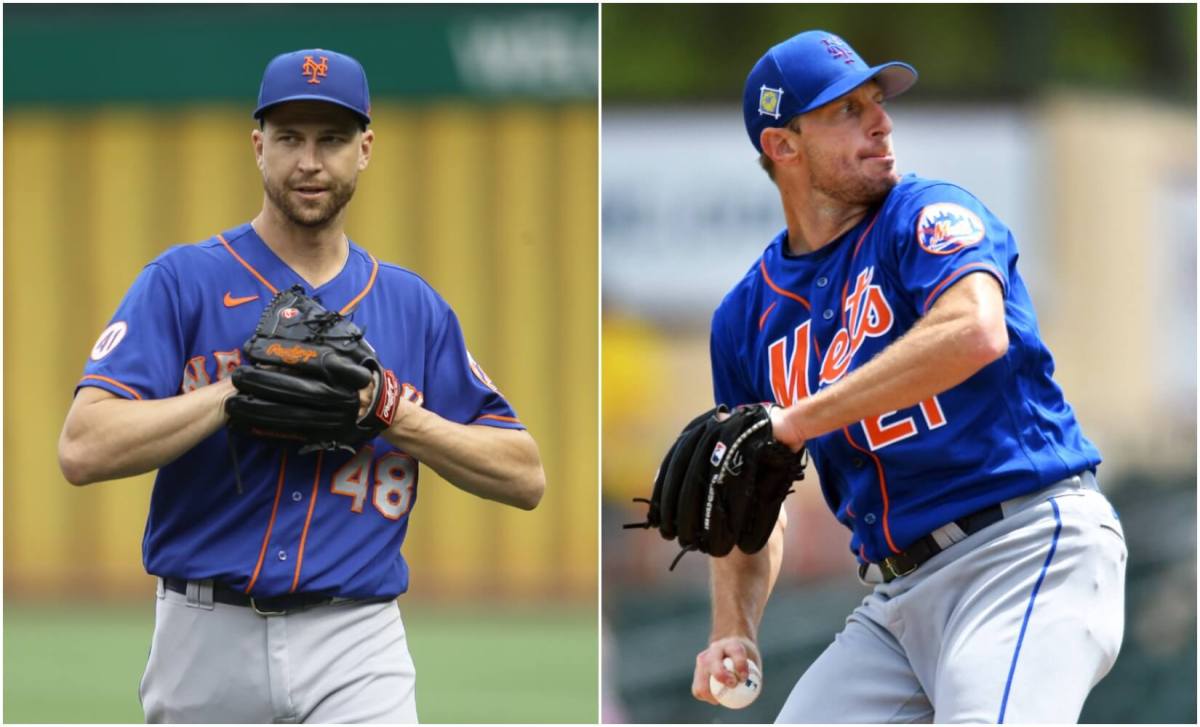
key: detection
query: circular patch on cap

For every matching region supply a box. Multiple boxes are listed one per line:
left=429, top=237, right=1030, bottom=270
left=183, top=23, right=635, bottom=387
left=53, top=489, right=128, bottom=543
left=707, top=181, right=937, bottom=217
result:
left=916, top=203, right=986, bottom=255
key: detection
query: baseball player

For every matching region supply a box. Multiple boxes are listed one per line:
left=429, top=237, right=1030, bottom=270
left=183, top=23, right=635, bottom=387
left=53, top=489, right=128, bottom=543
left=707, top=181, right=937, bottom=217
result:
left=681, top=31, right=1127, bottom=722
left=57, top=48, right=545, bottom=723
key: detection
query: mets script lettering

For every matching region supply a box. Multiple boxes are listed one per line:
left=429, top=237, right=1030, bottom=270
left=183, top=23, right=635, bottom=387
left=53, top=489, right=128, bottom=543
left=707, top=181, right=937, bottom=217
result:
left=766, top=266, right=947, bottom=450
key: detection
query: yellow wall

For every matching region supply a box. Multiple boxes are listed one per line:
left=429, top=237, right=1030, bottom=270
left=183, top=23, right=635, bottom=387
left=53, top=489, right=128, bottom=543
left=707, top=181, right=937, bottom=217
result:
left=3, top=102, right=598, bottom=602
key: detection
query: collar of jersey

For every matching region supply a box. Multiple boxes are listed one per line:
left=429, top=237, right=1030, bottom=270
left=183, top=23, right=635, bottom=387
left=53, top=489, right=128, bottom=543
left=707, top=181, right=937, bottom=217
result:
left=776, top=216, right=863, bottom=263
left=219, top=223, right=379, bottom=315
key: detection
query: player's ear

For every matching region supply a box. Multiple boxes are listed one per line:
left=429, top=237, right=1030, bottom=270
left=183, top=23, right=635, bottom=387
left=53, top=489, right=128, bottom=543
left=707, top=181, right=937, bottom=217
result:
left=358, top=129, right=374, bottom=171
left=251, top=128, right=265, bottom=171
left=759, top=126, right=800, bottom=167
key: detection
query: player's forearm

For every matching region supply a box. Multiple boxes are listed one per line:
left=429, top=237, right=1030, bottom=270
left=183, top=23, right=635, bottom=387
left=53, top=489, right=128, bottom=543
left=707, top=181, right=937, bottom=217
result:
left=59, top=380, right=235, bottom=485
left=382, top=403, right=546, bottom=510
left=709, top=514, right=786, bottom=643
left=775, top=273, right=1007, bottom=448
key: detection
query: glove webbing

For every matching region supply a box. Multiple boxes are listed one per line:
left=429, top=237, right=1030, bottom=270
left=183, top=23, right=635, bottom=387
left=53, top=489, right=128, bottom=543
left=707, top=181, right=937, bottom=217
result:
left=302, top=310, right=366, bottom=343
left=621, top=497, right=704, bottom=572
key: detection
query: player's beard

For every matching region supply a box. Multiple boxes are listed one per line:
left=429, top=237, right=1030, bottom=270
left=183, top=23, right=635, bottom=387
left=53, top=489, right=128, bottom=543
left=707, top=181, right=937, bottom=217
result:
left=804, top=139, right=899, bottom=206
left=263, top=175, right=357, bottom=229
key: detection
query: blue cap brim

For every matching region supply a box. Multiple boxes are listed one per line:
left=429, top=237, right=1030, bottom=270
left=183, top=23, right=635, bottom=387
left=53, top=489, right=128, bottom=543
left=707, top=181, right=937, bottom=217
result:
left=254, top=96, right=371, bottom=126
left=799, top=61, right=917, bottom=116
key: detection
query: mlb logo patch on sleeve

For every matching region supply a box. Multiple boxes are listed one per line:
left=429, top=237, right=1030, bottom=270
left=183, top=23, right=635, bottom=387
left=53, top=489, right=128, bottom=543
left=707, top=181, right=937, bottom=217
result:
left=916, top=203, right=985, bottom=255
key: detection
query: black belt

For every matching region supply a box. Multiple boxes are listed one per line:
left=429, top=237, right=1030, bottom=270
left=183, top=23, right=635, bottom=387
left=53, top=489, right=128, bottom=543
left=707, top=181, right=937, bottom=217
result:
left=162, top=578, right=389, bottom=615
left=860, top=502, right=1006, bottom=583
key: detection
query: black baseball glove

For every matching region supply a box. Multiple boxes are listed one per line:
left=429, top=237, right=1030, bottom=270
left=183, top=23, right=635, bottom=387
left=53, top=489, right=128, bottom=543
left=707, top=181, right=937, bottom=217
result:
left=225, top=285, right=400, bottom=453
left=625, top=404, right=807, bottom=570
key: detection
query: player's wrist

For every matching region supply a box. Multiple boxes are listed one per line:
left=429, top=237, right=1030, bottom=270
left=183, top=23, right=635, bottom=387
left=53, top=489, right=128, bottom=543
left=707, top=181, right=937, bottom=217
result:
left=381, top=396, right=423, bottom=441
left=212, top=377, right=238, bottom=425
left=768, top=404, right=804, bottom=451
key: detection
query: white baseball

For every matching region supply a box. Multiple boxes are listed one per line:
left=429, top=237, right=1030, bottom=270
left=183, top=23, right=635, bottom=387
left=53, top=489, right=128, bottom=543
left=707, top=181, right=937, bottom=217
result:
left=708, top=657, right=762, bottom=709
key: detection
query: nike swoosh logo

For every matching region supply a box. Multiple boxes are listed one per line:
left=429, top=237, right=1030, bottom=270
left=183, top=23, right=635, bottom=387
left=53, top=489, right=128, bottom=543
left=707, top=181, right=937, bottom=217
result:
left=223, top=292, right=260, bottom=308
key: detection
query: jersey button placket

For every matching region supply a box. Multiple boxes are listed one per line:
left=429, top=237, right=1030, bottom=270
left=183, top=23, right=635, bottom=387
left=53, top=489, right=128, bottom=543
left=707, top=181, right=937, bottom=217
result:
left=863, top=513, right=877, bottom=525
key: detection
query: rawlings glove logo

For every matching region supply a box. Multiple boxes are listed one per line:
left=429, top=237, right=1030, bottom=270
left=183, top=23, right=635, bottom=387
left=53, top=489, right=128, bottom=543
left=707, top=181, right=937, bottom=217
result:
left=265, top=343, right=318, bottom=365
left=374, top=370, right=400, bottom=425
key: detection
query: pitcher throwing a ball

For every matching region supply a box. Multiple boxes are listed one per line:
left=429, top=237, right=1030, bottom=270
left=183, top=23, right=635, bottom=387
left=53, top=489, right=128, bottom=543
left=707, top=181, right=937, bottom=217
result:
left=628, top=30, right=1125, bottom=723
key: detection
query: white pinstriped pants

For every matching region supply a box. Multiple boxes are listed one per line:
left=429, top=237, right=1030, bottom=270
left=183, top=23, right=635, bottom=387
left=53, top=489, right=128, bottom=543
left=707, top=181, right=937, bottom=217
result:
left=776, top=474, right=1127, bottom=723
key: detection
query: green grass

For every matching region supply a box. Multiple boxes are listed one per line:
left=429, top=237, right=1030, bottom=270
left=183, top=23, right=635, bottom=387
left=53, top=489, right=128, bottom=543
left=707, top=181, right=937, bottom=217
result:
left=4, top=601, right=597, bottom=724
left=4, top=603, right=153, bottom=723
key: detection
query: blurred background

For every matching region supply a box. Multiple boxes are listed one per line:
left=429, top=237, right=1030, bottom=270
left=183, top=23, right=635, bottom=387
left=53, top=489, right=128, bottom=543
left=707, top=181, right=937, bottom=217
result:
left=4, top=4, right=597, bottom=723
left=602, top=3, right=1196, bottom=724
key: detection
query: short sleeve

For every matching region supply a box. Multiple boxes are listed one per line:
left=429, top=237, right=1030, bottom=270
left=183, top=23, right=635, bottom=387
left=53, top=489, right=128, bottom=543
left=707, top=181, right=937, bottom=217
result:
left=710, top=305, right=758, bottom=407
left=891, top=185, right=1012, bottom=314
left=78, top=262, right=186, bottom=400
left=424, top=308, right=523, bottom=429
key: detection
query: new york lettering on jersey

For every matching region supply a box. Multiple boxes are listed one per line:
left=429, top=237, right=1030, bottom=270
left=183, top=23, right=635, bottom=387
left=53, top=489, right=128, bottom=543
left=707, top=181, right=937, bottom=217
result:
left=711, top=174, right=1100, bottom=563
left=80, top=222, right=522, bottom=599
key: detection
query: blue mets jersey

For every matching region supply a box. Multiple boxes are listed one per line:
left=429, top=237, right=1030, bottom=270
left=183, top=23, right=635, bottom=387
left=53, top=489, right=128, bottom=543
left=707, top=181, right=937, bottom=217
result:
left=78, top=222, right=523, bottom=598
left=710, top=175, right=1100, bottom=564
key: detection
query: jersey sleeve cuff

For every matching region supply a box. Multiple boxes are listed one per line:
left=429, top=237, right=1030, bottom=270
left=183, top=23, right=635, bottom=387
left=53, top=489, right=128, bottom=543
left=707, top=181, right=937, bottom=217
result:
left=471, top=413, right=526, bottom=430
left=921, top=262, right=1008, bottom=314
left=76, top=374, right=145, bottom=400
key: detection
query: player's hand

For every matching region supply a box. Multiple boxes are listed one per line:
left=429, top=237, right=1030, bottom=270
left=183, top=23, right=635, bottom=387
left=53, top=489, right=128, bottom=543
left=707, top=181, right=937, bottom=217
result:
left=691, top=636, right=761, bottom=705
left=358, top=375, right=377, bottom=419
left=769, top=404, right=805, bottom=452
left=215, top=377, right=238, bottom=424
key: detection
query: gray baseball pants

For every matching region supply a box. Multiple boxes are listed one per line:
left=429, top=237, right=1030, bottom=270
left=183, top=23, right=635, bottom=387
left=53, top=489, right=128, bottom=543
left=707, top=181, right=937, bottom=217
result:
left=140, top=579, right=418, bottom=723
left=776, top=472, right=1127, bottom=723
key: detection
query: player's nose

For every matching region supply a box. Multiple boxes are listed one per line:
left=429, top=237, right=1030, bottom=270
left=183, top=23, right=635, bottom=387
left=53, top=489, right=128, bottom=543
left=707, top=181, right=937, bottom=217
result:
left=297, top=140, right=323, bottom=171
left=867, top=100, right=893, bottom=138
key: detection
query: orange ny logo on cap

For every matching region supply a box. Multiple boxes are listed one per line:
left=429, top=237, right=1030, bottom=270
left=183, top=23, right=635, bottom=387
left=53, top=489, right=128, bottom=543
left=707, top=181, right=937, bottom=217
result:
left=301, top=55, right=329, bottom=84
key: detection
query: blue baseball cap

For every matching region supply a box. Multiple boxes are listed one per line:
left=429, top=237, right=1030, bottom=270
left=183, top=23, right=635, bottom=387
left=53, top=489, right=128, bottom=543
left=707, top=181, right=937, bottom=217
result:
left=743, top=31, right=916, bottom=153
left=254, top=49, right=371, bottom=126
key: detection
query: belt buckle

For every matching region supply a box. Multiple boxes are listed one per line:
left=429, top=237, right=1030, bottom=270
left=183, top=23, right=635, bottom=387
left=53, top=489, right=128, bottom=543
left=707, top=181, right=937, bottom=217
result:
left=881, top=556, right=918, bottom=581
left=250, top=597, right=287, bottom=616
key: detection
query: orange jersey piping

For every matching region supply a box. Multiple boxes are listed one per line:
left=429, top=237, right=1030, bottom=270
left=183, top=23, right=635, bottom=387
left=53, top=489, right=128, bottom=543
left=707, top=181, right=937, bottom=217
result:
left=245, top=451, right=288, bottom=593
left=78, top=374, right=143, bottom=400
left=218, top=233, right=279, bottom=296
left=758, top=260, right=822, bottom=360
left=849, top=209, right=883, bottom=265
left=759, top=259, right=812, bottom=310
left=842, top=426, right=902, bottom=555
left=290, top=450, right=324, bottom=593
left=758, top=301, right=778, bottom=330
left=475, top=414, right=521, bottom=424
left=841, top=209, right=883, bottom=328
left=339, top=253, right=379, bottom=314
left=922, top=262, right=1004, bottom=314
